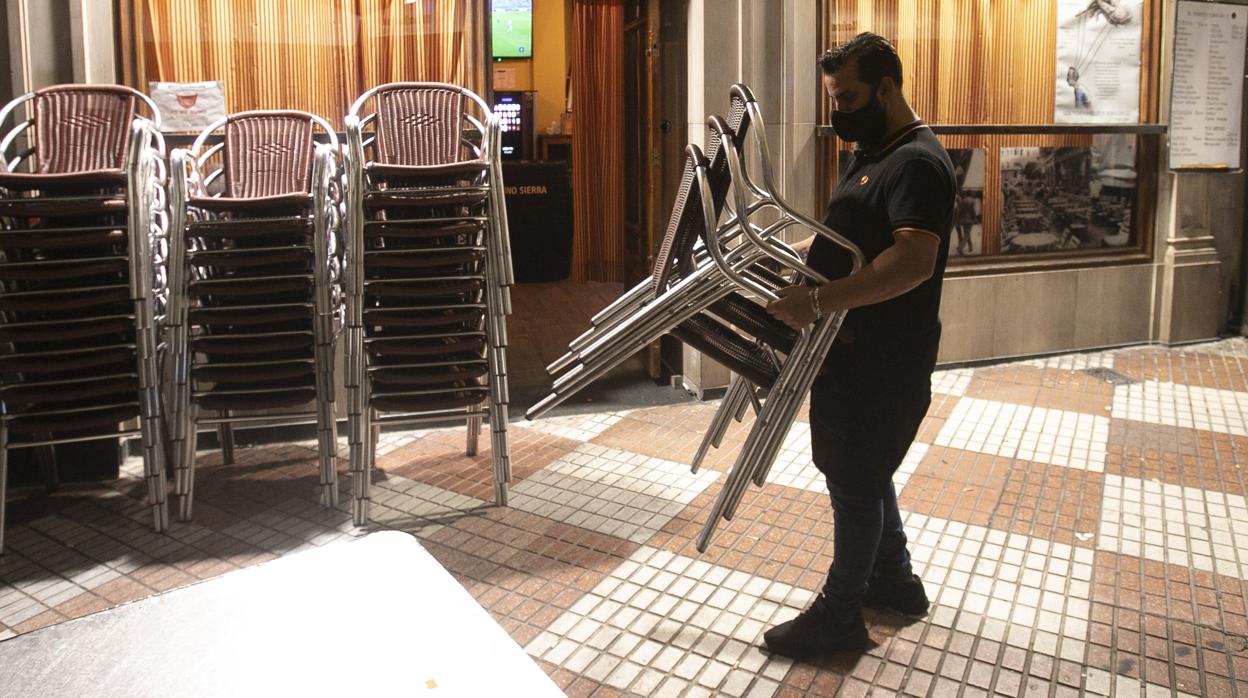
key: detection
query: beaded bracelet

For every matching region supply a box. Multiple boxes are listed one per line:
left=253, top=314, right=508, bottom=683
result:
left=808, top=288, right=823, bottom=320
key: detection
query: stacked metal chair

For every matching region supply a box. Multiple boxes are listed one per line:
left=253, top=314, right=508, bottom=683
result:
left=166, top=110, right=342, bottom=520
left=688, top=91, right=864, bottom=552
left=0, top=84, right=171, bottom=553
left=526, top=84, right=864, bottom=552
left=343, top=82, right=513, bottom=525
left=526, top=85, right=762, bottom=422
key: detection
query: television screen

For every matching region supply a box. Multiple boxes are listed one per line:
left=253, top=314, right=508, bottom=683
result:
left=492, top=0, right=533, bottom=59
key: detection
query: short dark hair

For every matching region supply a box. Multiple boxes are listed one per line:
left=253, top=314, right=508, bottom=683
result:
left=818, top=32, right=903, bottom=89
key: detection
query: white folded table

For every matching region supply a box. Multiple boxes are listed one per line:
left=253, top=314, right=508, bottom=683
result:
left=0, top=531, right=562, bottom=697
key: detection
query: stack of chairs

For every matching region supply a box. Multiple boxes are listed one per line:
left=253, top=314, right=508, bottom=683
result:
left=526, top=84, right=864, bottom=552
left=166, top=110, right=342, bottom=521
left=525, top=85, right=760, bottom=422
left=343, top=82, right=513, bottom=525
left=0, top=85, right=171, bottom=553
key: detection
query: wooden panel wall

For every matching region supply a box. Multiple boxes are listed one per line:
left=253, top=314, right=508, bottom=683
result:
left=119, top=0, right=487, bottom=129
left=819, top=0, right=1162, bottom=262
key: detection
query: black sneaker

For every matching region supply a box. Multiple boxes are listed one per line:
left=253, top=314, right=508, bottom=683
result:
left=862, top=573, right=930, bottom=617
left=762, top=594, right=868, bottom=659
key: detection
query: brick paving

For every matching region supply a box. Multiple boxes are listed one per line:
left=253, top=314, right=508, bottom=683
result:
left=4, top=338, right=1248, bottom=697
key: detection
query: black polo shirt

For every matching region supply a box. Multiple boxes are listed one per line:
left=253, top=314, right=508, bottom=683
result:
left=806, top=123, right=955, bottom=377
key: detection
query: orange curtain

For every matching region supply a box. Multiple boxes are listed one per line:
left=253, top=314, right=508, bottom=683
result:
left=570, top=1, right=625, bottom=283
left=123, top=0, right=486, bottom=128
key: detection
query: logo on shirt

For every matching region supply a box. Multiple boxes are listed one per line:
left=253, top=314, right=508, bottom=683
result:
left=858, top=175, right=869, bottom=186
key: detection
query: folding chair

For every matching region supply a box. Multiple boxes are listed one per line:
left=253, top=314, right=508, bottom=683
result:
left=689, top=91, right=864, bottom=552
left=167, top=110, right=342, bottom=520
left=526, top=85, right=773, bottom=421
left=343, top=82, right=512, bottom=524
left=0, top=85, right=170, bottom=553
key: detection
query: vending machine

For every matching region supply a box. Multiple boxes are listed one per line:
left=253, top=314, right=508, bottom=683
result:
left=493, top=90, right=535, bottom=161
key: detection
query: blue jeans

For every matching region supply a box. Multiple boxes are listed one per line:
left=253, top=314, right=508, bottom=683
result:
left=820, top=479, right=913, bottom=614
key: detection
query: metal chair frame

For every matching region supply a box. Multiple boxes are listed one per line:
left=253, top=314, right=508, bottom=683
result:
left=344, top=82, right=512, bottom=524
left=167, top=110, right=342, bottom=520
left=689, top=89, right=865, bottom=552
left=0, top=85, right=170, bottom=554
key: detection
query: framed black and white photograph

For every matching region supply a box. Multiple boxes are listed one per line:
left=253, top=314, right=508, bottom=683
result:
left=1000, top=135, right=1135, bottom=255
left=948, top=149, right=985, bottom=258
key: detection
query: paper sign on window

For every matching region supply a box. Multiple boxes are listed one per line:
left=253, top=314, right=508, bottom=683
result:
left=149, top=81, right=227, bottom=133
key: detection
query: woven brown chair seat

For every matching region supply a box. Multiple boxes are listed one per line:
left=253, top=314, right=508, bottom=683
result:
left=0, top=169, right=127, bottom=191
left=363, top=220, right=483, bottom=240
left=3, top=375, right=140, bottom=405
left=364, top=278, right=484, bottom=300
left=0, top=258, right=127, bottom=282
left=188, top=304, right=311, bottom=327
left=196, top=388, right=318, bottom=412
left=364, top=249, right=483, bottom=269
left=187, top=217, right=313, bottom=239
left=0, top=286, right=129, bottom=313
left=5, top=403, right=139, bottom=435
left=370, top=388, right=489, bottom=413
left=191, top=333, right=314, bottom=356
left=0, top=228, right=126, bottom=250
left=365, top=335, right=486, bottom=358
left=188, top=276, right=311, bottom=300
left=369, top=362, right=488, bottom=386
left=188, top=193, right=312, bottom=215
left=365, top=160, right=487, bottom=179
left=187, top=247, right=312, bottom=269
left=192, top=361, right=314, bottom=383
left=0, top=196, right=126, bottom=218
left=671, top=314, right=779, bottom=389
left=362, top=188, right=488, bottom=210
left=0, top=317, right=133, bottom=343
left=362, top=308, right=483, bottom=329
left=0, top=344, right=133, bottom=371
left=708, top=293, right=797, bottom=351
left=195, top=372, right=315, bottom=391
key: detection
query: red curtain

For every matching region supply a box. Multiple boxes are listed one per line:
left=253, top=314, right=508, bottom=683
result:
left=570, top=1, right=625, bottom=283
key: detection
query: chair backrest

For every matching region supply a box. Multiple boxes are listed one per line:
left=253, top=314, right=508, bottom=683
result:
left=31, top=85, right=140, bottom=174
left=374, top=86, right=466, bottom=167
left=648, top=85, right=751, bottom=297
left=222, top=111, right=316, bottom=198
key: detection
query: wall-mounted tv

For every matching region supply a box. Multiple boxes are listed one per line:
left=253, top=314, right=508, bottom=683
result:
left=491, top=0, right=533, bottom=59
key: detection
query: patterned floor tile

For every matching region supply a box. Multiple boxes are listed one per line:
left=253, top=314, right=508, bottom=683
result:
left=524, top=410, right=630, bottom=442
left=935, top=397, right=1110, bottom=472
left=1114, top=346, right=1248, bottom=393
left=526, top=545, right=810, bottom=698
left=1113, top=381, right=1248, bottom=437
left=931, top=367, right=975, bottom=397
left=380, top=424, right=581, bottom=499
left=1099, top=474, right=1248, bottom=580
left=508, top=444, right=720, bottom=544
left=965, top=364, right=1115, bottom=417
left=1106, top=419, right=1248, bottom=498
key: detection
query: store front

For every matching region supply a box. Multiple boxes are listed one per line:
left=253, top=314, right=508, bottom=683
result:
left=0, top=0, right=1243, bottom=385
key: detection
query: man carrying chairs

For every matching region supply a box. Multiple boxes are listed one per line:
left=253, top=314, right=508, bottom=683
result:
left=761, top=33, right=956, bottom=658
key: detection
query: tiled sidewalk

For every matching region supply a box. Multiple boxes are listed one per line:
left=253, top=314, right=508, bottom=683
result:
left=4, top=339, right=1248, bottom=697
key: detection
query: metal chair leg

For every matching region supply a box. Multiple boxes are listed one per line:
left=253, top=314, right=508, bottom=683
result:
left=216, top=411, right=235, bottom=465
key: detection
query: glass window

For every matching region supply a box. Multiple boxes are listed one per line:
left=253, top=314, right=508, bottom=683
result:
left=818, top=0, right=1162, bottom=269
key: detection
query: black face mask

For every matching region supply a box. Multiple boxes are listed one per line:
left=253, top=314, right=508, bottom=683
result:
left=831, top=85, right=887, bottom=146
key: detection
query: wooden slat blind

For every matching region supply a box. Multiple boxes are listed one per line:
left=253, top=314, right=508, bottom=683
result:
left=819, top=0, right=1162, bottom=261
left=121, top=0, right=486, bottom=129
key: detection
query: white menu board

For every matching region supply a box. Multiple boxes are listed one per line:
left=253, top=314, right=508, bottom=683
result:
left=1168, top=2, right=1248, bottom=170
